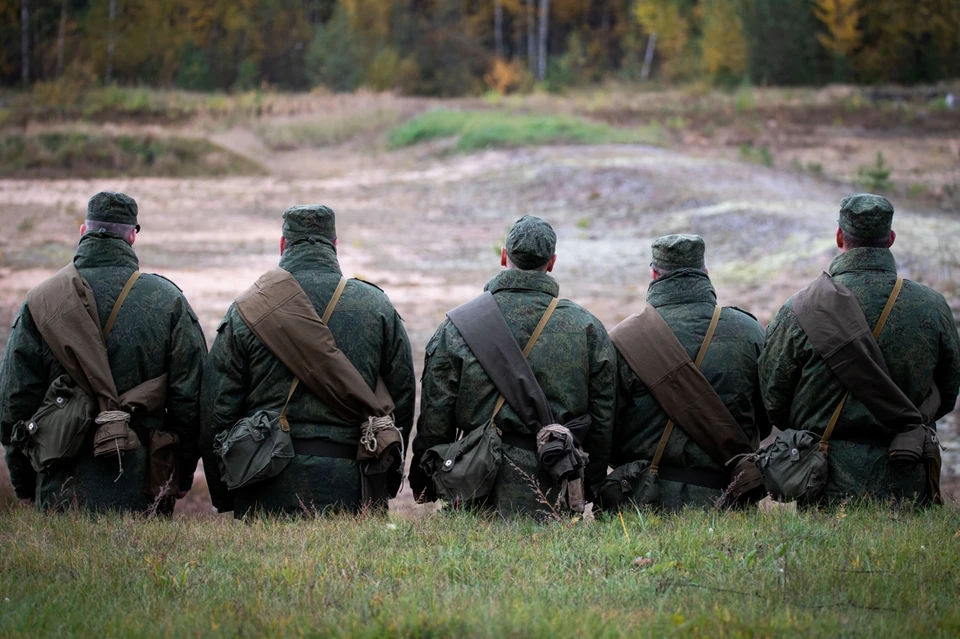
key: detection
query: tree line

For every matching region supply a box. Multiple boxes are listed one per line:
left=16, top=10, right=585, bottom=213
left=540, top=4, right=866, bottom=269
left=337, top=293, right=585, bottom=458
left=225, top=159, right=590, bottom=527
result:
left=3, top=0, right=959, bottom=96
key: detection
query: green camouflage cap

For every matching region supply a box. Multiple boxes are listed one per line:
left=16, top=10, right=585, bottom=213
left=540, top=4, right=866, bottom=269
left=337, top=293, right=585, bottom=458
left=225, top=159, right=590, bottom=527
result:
left=505, top=215, right=557, bottom=270
left=651, top=234, right=706, bottom=271
left=282, top=205, right=336, bottom=243
left=838, top=193, right=894, bottom=239
left=87, top=191, right=139, bottom=229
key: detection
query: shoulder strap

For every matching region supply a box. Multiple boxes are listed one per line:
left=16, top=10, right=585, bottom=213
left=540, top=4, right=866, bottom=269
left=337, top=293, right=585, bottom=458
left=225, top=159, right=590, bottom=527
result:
left=323, top=277, right=347, bottom=324
left=280, top=276, right=349, bottom=432
left=491, top=296, right=559, bottom=420
left=650, top=305, right=721, bottom=476
left=102, top=270, right=141, bottom=342
left=447, top=292, right=558, bottom=430
left=820, top=277, right=903, bottom=452
left=25, top=264, right=122, bottom=412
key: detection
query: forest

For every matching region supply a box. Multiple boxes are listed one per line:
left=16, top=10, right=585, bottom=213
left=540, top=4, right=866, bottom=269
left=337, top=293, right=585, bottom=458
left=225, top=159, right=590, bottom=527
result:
left=3, top=0, right=960, bottom=96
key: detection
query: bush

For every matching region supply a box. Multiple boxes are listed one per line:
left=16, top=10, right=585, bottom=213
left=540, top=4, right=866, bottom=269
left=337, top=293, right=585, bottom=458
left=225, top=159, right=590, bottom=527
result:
left=484, top=58, right=532, bottom=96
left=366, top=49, right=402, bottom=92
left=857, top=152, right=894, bottom=192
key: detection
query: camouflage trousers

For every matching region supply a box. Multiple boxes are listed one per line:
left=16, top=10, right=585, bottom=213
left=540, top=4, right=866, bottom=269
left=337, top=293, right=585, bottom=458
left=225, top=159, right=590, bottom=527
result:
left=231, top=454, right=363, bottom=518
left=824, top=439, right=931, bottom=504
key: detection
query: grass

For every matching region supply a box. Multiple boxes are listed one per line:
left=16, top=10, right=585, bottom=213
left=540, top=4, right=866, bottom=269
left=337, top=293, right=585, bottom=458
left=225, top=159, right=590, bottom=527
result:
left=388, top=109, right=663, bottom=152
left=256, top=108, right=406, bottom=150
left=0, top=133, right=263, bottom=178
left=0, top=503, right=958, bottom=636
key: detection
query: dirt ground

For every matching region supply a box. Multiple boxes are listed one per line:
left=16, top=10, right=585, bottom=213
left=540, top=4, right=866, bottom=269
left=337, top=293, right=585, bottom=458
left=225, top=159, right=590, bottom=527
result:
left=1, top=112, right=959, bottom=513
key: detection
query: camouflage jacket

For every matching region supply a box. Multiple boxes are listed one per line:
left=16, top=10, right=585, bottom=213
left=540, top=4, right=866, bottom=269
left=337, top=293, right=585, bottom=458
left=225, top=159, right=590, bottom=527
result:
left=200, top=240, right=416, bottom=517
left=0, top=233, right=207, bottom=511
left=759, top=248, right=960, bottom=501
left=409, top=269, right=616, bottom=516
left=613, top=269, right=769, bottom=509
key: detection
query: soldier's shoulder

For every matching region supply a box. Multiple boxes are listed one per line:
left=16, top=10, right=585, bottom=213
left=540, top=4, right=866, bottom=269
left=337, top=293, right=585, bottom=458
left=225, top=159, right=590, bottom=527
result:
left=350, top=277, right=385, bottom=294
left=140, top=273, right=186, bottom=296
left=724, top=305, right=757, bottom=321
left=901, top=278, right=949, bottom=304
left=347, top=277, right=392, bottom=305
left=556, top=298, right=605, bottom=327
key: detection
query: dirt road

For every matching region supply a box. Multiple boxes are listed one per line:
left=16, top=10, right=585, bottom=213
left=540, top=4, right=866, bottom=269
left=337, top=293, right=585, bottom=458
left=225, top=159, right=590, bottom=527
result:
left=2, top=141, right=958, bottom=510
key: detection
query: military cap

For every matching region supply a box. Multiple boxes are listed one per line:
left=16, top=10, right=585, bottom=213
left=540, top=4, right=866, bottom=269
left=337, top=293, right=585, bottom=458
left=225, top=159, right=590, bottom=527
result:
left=87, top=191, right=139, bottom=230
left=651, top=234, right=705, bottom=271
left=838, top=193, right=894, bottom=239
left=282, top=205, right=336, bottom=243
left=505, top=215, right=557, bottom=270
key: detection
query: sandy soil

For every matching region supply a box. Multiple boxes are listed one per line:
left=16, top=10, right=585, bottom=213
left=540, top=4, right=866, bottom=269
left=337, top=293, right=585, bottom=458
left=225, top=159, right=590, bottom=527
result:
left=1, top=138, right=958, bottom=512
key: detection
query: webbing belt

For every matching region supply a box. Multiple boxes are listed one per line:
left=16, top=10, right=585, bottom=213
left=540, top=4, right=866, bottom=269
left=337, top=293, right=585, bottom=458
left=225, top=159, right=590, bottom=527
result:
left=658, top=465, right=730, bottom=490
left=279, top=276, right=348, bottom=432
left=649, top=305, right=722, bottom=478
left=819, top=276, right=903, bottom=454
left=501, top=432, right=539, bottom=452
left=291, top=438, right=357, bottom=460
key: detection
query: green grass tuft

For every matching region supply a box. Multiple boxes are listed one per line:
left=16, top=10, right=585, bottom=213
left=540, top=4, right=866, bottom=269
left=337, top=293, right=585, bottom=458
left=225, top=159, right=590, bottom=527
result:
left=0, top=133, right=263, bottom=178
left=0, top=503, right=958, bottom=636
left=388, top=109, right=661, bottom=152
left=257, top=109, right=405, bottom=150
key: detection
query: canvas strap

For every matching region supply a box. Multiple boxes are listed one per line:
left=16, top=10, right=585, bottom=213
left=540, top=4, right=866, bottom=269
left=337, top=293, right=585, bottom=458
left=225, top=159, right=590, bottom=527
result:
left=279, top=277, right=348, bottom=432
left=819, top=277, right=903, bottom=453
left=102, top=270, right=141, bottom=342
left=490, top=296, right=560, bottom=422
left=650, top=305, right=722, bottom=477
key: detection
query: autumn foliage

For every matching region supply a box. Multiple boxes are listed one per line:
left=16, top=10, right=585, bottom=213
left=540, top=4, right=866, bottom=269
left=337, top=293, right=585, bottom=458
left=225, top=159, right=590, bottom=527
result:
left=3, top=0, right=960, bottom=95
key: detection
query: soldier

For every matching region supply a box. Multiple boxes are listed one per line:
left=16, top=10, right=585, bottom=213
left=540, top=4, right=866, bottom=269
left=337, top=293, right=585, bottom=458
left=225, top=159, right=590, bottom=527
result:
left=0, top=191, right=207, bottom=513
left=409, top=215, right=616, bottom=517
left=601, top=235, right=768, bottom=512
left=760, top=194, right=960, bottom=503
left=200, top=205, right=415, bottom=517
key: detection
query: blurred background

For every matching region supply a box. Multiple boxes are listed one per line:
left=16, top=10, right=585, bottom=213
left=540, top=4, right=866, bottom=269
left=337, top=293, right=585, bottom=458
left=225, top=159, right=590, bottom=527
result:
left=1, top=0, right=958, bottom=514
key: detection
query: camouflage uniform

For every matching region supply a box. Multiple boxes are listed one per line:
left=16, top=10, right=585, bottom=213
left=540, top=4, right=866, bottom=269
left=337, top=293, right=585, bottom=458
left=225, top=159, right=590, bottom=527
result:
left=200, top=206, right=416, bottom=518
left=0, top=192, right=207, bottom=512
left=760, top=195, right=960, bottom=502
left=409, top=216, right=616, bottom=517
left=613, top=235, right=769, bottom=510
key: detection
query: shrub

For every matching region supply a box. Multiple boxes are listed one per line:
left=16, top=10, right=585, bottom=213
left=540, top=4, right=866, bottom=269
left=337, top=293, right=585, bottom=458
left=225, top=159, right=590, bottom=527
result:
left=857, top=152, right=894, bottom=192
left=366, top=49, right=402, bottom=92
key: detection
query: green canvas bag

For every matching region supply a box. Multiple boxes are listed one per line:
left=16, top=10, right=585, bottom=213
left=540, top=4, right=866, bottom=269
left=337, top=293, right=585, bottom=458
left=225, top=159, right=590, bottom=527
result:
left=594, top=460, right=656, bottom=513
left=11, top=375, right=97, bottom=473
left=757, top=429, right=828, bottom=503
left=419, top=420, right=503, bottom=505
left=214, top=381, right=296, bottom=490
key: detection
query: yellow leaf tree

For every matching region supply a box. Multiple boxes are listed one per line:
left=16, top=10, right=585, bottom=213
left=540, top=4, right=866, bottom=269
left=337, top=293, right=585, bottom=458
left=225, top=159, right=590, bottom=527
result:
left=814, top=0, right=862, bottom=58
left=700, top=0, right=748, bottom=83
left=634, top=0, right=691, bottom=81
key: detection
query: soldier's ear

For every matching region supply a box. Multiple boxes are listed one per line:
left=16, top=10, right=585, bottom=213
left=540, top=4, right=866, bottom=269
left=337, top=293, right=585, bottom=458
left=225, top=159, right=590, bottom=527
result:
left=650, top=268, right=659, bottom=281
left=545, top=254, right=557, bottom=273
left=888, top=230, right=896, bottom=248
left=280, top=236, right=286, bottom=256
left=501, top=247, right=508, bottom=268
left=79, top=223, right=87, bottom=239
left=836, top=227, right=844, bottom=250
left=127, top=228, right=137, bottom=246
